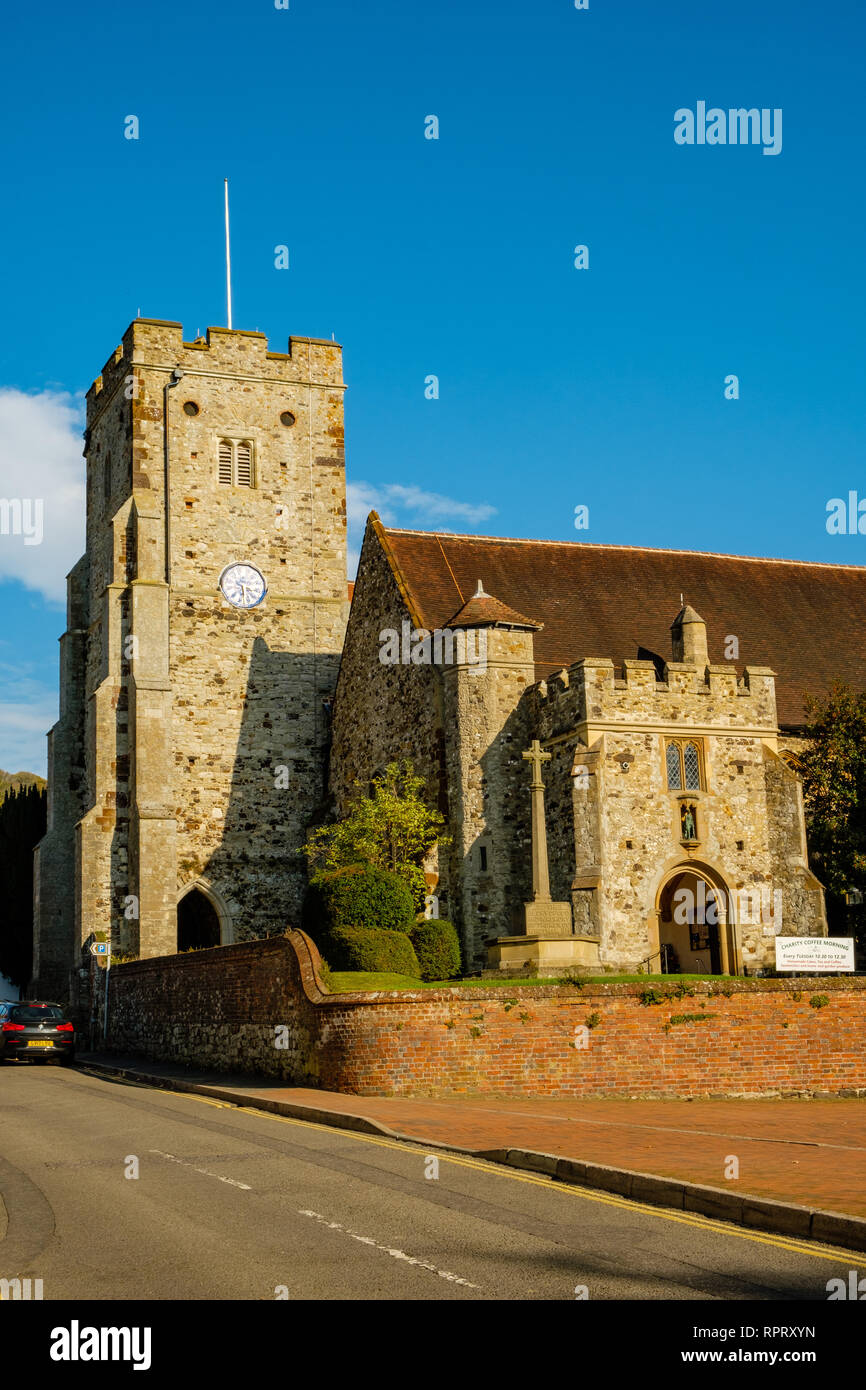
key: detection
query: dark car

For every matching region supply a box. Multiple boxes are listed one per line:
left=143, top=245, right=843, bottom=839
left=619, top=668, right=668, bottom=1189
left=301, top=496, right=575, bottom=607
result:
left=0, top=1000, right=76, bottom=1064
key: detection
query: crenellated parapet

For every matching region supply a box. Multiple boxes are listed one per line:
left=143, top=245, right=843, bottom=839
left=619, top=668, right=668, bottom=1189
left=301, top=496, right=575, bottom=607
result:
left=532, top=652, right=779, bottom=741
left=86, top=319, right=344, bottom=426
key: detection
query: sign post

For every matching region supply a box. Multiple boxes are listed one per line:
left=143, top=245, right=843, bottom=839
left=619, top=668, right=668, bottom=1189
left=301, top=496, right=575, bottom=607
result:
left=103, top=946, right=111, bottom=1041
left=90, top=941, right=111, bottom=1039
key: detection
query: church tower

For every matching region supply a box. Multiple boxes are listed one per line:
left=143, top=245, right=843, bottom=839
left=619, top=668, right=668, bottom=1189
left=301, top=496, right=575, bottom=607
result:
left=33, top=319, right=348, bottom=1004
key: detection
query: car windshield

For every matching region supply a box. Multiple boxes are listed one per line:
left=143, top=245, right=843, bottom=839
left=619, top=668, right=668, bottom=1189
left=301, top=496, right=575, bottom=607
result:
left=11, top=1005, right=65, bottom=1022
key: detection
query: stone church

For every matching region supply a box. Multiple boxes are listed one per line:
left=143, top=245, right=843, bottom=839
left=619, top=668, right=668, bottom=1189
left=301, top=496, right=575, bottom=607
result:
left=32, top=318, right=866, bottom=1001
left=333, top=519, right=866, bottom=975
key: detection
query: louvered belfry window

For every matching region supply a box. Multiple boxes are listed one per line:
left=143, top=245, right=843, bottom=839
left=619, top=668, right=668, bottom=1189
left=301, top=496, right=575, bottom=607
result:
left=235, top=442, right=252, bottom=486
left=218, top=439, right=254, bottom=487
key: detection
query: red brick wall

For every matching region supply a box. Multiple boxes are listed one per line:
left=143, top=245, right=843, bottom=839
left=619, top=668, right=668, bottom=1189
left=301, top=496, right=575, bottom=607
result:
left=103, top=931, right=866, bottom=1099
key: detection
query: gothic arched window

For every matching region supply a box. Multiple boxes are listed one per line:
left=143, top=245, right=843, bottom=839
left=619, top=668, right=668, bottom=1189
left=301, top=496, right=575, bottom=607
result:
left=683, top=742, right=701, bottom=790
left=665, top=743, right=682, bottom=790
left=666, top=739, right=705, bottom=792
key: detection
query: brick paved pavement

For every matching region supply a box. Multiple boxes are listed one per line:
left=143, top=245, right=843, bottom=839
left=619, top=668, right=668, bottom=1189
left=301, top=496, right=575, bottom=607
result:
left=81, top=1054, right=866, bottom=1219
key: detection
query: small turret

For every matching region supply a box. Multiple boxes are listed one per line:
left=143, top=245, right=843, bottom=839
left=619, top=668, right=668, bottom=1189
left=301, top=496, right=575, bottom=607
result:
left=671, top=604, right=708, bottom=668
left=446, top=580, right=542, bottom=631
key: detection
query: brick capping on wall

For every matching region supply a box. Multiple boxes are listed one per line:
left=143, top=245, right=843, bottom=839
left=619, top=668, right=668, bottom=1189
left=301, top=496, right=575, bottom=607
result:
left=100, top=932, right=866, bottom=1099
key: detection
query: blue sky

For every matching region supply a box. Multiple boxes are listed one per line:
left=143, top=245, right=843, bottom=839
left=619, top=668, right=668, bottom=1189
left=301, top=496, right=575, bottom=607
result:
left=0, top=0, right=864, bottom=773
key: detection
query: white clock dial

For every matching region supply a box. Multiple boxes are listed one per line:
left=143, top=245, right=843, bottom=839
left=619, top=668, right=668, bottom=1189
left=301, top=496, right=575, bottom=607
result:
left=219, top=563, right=267, bottom=609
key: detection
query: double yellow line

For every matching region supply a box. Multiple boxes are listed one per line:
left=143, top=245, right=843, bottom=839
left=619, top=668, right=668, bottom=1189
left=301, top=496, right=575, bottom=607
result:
left=166, top=1089, right=865, bottom=1267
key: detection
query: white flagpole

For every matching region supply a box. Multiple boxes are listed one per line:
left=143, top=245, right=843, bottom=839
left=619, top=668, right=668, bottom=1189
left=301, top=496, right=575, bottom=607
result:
left=224, top=178, right=233, bottom=330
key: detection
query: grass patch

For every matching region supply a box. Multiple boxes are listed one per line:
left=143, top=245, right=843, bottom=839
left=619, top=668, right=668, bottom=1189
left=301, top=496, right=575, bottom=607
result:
left=322, top=970, right=735, bottom=994
left=597, top=974, right=733, bottom=984
left=325, top=972, right=425, bottom=992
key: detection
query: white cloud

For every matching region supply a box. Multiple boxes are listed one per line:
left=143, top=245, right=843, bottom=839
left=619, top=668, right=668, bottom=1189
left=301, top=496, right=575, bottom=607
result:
left=350, top=481, right=497, bottom=528
left=0, top=389, right=85, bottom=604
left=346, top=480, right=497, bottom=578
left=0, top=659, right=56, bottom=777
left=346, top=481, right=383, bottom=531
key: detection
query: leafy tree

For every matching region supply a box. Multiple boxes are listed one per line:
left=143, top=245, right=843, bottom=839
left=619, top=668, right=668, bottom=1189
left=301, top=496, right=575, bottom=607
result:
left=0, top=784, right=47, bottom=988
left=797, top=682, right=866, bottom=933
left=306, top=760, right=448, bottom=910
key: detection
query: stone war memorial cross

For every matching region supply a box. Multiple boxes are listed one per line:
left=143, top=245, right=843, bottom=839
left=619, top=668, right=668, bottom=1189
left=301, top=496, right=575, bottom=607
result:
left=484, top=737, right=593, bottom=975
left=520, top=739, right=573, bottom=938
left=523, top=739, right=554, bottom=903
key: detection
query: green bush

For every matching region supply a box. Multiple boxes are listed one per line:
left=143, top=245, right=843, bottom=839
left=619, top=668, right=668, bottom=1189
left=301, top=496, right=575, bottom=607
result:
left=409, top=919, right=462, bottom=982
left=303, top=865, right=416, bottom=940
left=325, top=925, right=421, bottom=977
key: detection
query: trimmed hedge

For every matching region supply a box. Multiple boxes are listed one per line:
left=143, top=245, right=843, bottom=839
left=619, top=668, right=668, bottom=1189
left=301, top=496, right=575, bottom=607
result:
left=303, top=865, right=416, bottom=938
left=325, top=925, right=421, bottom=977
left=410, top=919, right=462, bottom=982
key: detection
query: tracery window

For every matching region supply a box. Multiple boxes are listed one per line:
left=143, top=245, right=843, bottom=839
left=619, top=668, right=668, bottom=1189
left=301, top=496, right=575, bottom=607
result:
left=666, top=743, right=682, bottom=790
left=666, top=739, right=705, bottom=792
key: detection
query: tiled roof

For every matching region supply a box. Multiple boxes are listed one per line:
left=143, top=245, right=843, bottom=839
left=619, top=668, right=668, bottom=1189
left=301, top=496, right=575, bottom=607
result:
left=375, top=521, right=866, bottom=728
left=446, top=582, right=542, bottom=630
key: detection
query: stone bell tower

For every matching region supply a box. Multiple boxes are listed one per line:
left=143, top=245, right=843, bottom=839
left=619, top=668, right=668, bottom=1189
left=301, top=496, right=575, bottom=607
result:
left=33, top=319, right=348, bottom=1005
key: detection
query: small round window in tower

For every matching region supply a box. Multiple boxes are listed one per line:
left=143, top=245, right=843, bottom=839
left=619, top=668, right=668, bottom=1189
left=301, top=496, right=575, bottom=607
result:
left=280, top=411, right=296, bottom=427
left=183, top=401, right=200, bottom=417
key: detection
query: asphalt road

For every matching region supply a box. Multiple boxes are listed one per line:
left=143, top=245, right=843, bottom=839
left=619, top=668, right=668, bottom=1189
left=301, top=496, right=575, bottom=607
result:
left=0, top=1062, right=862, bottom=1301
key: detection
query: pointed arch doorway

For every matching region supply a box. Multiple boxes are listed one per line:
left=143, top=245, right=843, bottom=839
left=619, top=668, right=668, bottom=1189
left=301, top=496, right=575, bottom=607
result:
left=177, top=881, right=231, bottom=952
left=649, top=865, right=738, bottom=976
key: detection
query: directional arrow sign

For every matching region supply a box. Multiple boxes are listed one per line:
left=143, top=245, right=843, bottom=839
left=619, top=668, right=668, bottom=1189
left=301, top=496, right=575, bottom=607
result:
left=90, top=942, right=110, bottom=957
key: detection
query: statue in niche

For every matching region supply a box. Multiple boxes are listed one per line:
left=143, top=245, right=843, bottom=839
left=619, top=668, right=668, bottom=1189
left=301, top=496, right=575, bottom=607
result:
left=681, top=803, right=698, bottom=841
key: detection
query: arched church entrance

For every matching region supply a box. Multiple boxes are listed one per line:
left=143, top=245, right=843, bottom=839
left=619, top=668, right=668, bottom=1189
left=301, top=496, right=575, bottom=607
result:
left=177, top=887, right=222, bottom=952
left=652, top=867, right=737, bottom=975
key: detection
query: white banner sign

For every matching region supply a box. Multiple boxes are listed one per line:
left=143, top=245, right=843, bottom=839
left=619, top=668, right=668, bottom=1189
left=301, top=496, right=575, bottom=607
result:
left=774, top=936, right=855, bottom=973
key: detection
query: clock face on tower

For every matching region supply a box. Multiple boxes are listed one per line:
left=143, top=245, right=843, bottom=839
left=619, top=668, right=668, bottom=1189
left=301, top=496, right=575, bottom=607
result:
left=218, top=562, right=267, bottom=609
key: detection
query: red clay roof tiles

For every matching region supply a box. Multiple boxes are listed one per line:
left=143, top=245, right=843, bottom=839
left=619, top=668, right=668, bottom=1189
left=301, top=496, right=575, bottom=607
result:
left=379, top=526, right=866, bottom=728
left=446, top=585, right=542, bottom=630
